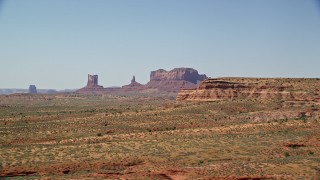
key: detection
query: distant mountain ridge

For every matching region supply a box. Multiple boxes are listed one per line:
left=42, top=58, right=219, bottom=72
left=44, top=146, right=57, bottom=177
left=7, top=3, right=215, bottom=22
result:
left=0, top=89, right=75, bottom=95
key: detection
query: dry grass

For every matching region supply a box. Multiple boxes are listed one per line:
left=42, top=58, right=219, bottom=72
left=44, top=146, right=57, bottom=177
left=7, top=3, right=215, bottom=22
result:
left=0, top=93, right=319, bottom=179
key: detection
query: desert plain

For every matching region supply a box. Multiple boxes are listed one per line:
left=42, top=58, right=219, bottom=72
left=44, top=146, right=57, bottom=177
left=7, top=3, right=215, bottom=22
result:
left=0, top=78, right=320, bottom=179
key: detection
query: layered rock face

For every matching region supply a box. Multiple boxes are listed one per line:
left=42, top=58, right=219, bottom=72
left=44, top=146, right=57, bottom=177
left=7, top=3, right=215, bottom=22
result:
left=177, top=78, right=320, bottom=102
left=146, top=68, right=207, bottom=92
left=76, top=74, right=104, bottom=93
left=149, top=68, right=207, bottom=83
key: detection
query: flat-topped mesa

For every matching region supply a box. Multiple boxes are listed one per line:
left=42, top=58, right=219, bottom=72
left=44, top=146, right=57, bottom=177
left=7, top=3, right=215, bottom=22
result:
left=146, top=68, right=207, bottom=92
left=150, top=68, right=207, bottom=83
left=177, top=78, right=320, bottom=102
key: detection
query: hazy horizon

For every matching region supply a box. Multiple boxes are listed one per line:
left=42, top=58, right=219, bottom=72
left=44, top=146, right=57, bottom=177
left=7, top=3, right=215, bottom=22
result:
left=1, top=0, right=320, bottom=89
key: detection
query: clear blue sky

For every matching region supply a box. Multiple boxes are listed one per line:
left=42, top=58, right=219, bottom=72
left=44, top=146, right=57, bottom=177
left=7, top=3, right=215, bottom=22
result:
left=0, top=0, right=320, bottom=89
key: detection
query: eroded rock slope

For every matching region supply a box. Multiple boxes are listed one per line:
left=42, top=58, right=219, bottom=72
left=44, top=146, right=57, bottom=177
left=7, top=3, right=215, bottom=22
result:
left=177, top=78, right=320, bottom=102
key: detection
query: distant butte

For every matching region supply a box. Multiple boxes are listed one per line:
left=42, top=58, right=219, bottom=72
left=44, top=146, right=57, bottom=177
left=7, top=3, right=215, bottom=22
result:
left=76, top=68, right=207, bottom=94
left=76, top=74, right=104, bottom=93
left=146, top=68, right=207, bottom=92
left=28, top=85, right=37, bottom=94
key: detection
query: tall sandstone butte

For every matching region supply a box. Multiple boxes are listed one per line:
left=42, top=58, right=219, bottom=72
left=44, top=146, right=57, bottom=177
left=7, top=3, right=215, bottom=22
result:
left=146, top=68, right=207, bottom=92
left=76, top=74, right=104, bottom=93
left=87, top=74, right=99, bottom=87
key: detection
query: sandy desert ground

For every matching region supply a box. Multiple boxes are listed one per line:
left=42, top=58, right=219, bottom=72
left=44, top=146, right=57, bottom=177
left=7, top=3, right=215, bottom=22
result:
left=0, top=92, right=319, bottom=179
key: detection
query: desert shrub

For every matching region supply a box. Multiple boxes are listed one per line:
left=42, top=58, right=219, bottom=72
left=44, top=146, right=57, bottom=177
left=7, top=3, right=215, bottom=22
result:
left=126, top=158, right=144, bottom=166
left=308, top=151, right=314, bottom=156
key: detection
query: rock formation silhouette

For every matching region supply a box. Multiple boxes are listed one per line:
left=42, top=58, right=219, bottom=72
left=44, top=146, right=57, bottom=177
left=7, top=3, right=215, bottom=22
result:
left=28, top=85, right=37, bottom=94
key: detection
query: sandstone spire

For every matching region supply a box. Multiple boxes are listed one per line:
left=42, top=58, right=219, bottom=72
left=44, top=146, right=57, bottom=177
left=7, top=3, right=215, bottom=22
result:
left=131, top=76, right=136, bottom=84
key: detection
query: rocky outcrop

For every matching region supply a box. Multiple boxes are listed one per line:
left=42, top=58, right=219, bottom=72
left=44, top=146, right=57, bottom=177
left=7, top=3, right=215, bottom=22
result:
left=121, top=76, right=145, bottom=91
left=87, top=75, right=99, bottom=87
left=149, top=68, right=207, bottom=83
left=76, top=74, right=104, bottom=93
left=122, top=76, right=144, bottom=88
left=177, top=78, right=320, bottom=102
left=28, top=85, right=37, bottom=94
left=131, top=76, right=136, bottom=84
left=146, top=68, right=207, bottom=92
left=76, top=68, right=207, bottom=94
left=146, top=80, right=197, bottom=92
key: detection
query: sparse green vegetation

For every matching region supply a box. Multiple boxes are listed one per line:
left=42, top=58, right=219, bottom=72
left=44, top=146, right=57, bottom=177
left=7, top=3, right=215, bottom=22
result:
left=0, top=92, right=319, bottom=179
left=284, top=152, right=290, bottom=157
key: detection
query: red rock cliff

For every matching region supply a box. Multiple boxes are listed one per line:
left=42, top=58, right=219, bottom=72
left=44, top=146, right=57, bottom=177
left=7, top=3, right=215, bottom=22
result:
left=150, top=68, right=207, bottom=84
left=76, top=74, right=104, bottom=93
left=146, top=68, right=207, bottom=92
left=177, top=78, right=320, bottom=102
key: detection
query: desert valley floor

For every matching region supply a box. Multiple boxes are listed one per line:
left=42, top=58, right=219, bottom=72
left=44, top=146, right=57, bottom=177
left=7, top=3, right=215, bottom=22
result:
left=0, top=92, right=319, bottom=179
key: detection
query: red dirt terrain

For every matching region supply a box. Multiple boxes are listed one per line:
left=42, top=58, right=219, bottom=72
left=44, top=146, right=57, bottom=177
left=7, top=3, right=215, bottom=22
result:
left=0, top=78, right=319, bottom=179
